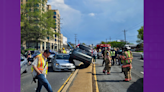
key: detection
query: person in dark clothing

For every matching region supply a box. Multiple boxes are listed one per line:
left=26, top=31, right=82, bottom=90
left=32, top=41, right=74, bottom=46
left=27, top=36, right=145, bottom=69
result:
left=101, top=48, right=106, bottom=66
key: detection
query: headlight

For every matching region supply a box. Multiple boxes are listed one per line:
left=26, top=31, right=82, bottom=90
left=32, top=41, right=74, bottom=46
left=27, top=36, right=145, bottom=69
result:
left=56, top=63, right=60, bottom=67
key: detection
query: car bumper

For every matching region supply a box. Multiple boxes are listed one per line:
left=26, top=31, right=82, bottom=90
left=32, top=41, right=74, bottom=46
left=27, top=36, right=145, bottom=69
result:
left=53, top=66, right=76, bottom=71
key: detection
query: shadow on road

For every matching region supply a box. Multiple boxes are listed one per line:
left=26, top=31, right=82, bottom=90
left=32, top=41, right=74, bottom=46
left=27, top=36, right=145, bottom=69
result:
left=75, top=64, right=88, bottom=69
left=97, top=80, right=124, bottom=82
left=127, top=78, right=143, bottom=92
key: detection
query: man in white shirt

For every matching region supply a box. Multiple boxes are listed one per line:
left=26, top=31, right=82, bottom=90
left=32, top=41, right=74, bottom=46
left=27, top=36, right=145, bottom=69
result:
left=32, top=50, right=53, bottom=92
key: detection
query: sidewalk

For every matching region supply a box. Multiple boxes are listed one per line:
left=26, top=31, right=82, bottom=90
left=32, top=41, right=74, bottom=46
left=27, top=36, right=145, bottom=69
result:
left=68, top=63, right=93, bottom=92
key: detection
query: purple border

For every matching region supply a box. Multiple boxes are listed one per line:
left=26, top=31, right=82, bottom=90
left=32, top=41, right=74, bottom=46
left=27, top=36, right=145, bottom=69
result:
left=144, top=0, right=164, bottom=92
left=0, top=0, right=20, bottom=92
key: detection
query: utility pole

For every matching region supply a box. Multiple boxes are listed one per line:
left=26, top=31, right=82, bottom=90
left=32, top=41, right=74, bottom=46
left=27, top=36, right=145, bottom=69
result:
left=78, top=40, right=79, bottom=44
left=75, top=34, right=77, bottom=46
left=106, top=39, right=107, bottom=43
left=123, top=30, right=127, bottom=44
left=110, top=37, right=111, bottom=42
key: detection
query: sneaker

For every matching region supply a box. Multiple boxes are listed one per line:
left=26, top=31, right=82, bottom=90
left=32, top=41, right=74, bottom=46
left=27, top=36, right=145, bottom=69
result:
left=107, top=72, right=110, bottom=75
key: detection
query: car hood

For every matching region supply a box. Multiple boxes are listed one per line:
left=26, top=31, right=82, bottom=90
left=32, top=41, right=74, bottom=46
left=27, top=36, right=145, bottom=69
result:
left=49, top=54, right=55, bottom=58
left=56, top=59, right=73, bottom=65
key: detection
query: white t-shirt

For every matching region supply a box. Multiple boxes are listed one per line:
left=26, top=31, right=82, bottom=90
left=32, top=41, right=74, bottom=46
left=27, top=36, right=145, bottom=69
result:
left=32, top=54, right=47, bottom=78
left=93, top=50, right=97, bottom=56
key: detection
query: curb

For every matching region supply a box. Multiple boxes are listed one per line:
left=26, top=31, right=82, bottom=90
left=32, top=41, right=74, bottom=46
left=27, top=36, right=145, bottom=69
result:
left=57, top=63, right=82, bottom=92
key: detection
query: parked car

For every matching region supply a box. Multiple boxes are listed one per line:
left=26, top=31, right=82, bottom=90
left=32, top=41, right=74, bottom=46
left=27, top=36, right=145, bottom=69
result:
left=51, top=54, right=75, bottom=71
left=141, top=53, right=144, bottom=59
left=47, top=51, right=58, bottom=63
left=69, top=48, right=93, bottom=67
left=20, top=54, right=28, bottom=74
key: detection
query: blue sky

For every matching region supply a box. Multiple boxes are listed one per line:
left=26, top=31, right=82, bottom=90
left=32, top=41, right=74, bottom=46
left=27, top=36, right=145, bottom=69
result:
left=47, top=0, right=143, bottom=45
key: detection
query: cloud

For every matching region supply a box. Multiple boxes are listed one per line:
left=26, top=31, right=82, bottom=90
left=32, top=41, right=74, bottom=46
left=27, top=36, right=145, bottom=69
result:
left=47, top=0, right=82, bottom=29
left=88, top=13, right=95, bottom=16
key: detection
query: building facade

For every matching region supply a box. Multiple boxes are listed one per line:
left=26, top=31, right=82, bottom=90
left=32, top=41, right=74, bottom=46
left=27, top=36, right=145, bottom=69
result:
left=21, top=1, right=63, bottom=51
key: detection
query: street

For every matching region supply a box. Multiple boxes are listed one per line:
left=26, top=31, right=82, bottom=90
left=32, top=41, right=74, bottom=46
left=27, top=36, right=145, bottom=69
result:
left=21, top=61, right=81, bottom=92
left=95, top=52, right=143, bottom=92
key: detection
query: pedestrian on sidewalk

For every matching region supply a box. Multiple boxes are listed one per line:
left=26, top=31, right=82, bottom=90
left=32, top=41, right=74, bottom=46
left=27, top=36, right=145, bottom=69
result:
left=31, top=50, right=53, bottom=92
left=93, top=49, right=97, bottom=63
left=101, top=48, right=106, bottom=66
left=103, top=48, right=112, bottom=75
left=119, top=47, right=133, bottom=82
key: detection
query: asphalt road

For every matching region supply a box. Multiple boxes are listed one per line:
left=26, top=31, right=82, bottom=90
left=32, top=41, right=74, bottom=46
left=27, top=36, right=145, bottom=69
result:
left=21, top=61, right=81, bottom=92
left=95, top=52, right=143, bottom=92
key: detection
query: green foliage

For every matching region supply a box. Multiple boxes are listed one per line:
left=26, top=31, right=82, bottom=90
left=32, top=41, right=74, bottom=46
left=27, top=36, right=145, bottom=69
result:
left=21, top=0, right=58, bottom=46
left=82, top=43, right=86, bottom=45
left=100, top=41, right=106, bottom=44
left=100, top=41, right=126, bottom=48
left=25, top=48, right=36, bottom=51
left=137, top=26, right=143, bottom=43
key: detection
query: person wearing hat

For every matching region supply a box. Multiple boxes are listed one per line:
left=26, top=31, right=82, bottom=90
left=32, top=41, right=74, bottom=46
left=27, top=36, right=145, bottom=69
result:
left=103, top=49, right=112, bottom=75
left=31, top=50, right=53, bottom=92
left=119, top=47, right=133, bottom=82
left=62, top=48, right=67, bottom=54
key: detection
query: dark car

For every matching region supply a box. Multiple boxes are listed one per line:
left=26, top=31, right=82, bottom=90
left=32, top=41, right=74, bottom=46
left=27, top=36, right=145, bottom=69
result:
left=69, top=48, right=93, bottom=67
left=47, top=51, right=58, bottom=63
left=27, top=50, right=41, bottom=62
left=78, top=44, right=92, bottom=56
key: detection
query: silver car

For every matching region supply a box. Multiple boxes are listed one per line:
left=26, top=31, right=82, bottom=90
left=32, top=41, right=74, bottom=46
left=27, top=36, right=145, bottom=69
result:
left=141, top=53, right=144, bottom=59
left=51, top=54, right=75, bottom=71
left=20, top=54, right=28, bottom=74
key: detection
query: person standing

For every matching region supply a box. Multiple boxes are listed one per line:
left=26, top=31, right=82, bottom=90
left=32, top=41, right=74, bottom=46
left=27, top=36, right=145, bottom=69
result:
left=62, top=48, right=67, bottom=54
left=27, top=50, right=32, bottom=65
left=93, top=49, right=97, bottom=63
left=31, top=50, right=53, bottom=92
left=119, top=47, right=133, bottom=82
left=101, top=48, right=106, bottom=66
left=103, top=50, right=112, bottom=75
left=110, top=48, right=116, bottom=66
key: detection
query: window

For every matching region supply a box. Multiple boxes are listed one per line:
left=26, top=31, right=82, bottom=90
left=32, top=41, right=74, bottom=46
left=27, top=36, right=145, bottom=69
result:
left=55, top=34, right=56, bottom=37
left=53, top=16, right=56, bottom=18
left=54, top=12, right=56, bottom=15
left=55, top=39, right=56, bottom=41
left=34, top=9, right=39, bottom=12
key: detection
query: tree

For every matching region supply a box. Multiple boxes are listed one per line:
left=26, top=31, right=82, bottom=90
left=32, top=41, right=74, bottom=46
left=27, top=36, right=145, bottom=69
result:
left=21, top=0, right=58, bottom=49
left=107, top=41, right=126, bottom=48
left=100, top=41, right=106, bottom=44
left=82, top=43, right=86, bottom=45
left=136, top=26, right=143, bottom=44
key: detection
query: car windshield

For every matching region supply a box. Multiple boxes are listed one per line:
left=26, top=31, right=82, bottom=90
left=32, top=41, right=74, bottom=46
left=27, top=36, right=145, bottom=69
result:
left=56, top=55, right=70, bottom=59
left=51, top=52, right=56, bottom=54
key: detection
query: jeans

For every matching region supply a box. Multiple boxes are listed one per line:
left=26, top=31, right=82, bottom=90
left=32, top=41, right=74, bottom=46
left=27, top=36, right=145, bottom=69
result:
left=36, top=74, right=53, bottom=92
left=93, top=56, right=97, bottom=62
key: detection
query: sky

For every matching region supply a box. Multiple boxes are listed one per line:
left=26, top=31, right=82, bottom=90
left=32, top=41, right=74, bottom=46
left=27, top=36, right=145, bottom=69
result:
left=47, top=0, right=143, bottom=45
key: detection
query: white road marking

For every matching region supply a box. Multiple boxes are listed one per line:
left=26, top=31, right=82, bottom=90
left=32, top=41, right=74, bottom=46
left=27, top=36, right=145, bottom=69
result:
left=141, top=72, right=144, bottom=74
